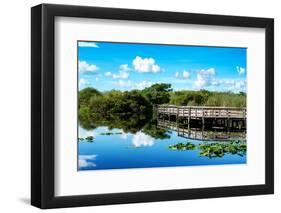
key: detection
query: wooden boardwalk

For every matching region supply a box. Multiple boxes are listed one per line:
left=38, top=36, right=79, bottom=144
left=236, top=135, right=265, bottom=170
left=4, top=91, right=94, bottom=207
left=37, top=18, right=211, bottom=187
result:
left=156, top=105, right=247, bottom=131
left=157, top=119, right=246, bottom=141
left=156, top=105, right=247, bottom=119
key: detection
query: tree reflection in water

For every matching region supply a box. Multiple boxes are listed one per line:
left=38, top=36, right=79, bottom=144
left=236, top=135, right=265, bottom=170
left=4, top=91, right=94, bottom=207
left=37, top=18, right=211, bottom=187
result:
left=79, top=112, right=246, bottom=158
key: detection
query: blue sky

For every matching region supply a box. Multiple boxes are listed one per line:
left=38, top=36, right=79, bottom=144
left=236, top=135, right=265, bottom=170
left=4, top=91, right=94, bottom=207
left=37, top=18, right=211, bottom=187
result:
left=78, top=41, right=247, bottom=93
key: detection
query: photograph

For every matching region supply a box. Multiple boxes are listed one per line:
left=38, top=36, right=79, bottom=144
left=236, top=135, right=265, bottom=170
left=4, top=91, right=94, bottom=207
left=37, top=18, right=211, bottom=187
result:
left=77, top=41, right=247, bottom=171
left=30, top=3, right=274, bottom=209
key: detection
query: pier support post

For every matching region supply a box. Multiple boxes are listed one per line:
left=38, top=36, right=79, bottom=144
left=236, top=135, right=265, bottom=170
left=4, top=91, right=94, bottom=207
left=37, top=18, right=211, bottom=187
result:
left=188, top=107, right=191, bottom=131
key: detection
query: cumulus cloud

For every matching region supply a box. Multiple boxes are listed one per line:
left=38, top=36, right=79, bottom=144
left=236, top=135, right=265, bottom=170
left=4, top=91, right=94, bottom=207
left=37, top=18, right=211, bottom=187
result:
left=104, top=72, right=112, bottom=77
left=78, top=155, right=97, bottom=168
left=78, top=41, right=99, bottom=48
left=105, top=71, right=129, bottom=79
left=79, top=78, right=90, bottom=88
left=210, top=79, right=247, bottom=93
left=227, top=80, right=247, bottom=92
left=104, top=64, right=130, bottom=79
left=119, top=64, right=131, bottom=72
left=132, top=56, right=161, bottom=73
left=115, top=80, right=153, bottom=90
left=183, top=70, right=190, bottom=78
left=120, top=130, right=129, bottom=140
left=112, top=71, right=129, bottom=79
left=194, top=68, right=216, bottom=88
left=132, top=132, right=154, bottom=147
left=236, top=66, right=246, bottom=75
left=175, top=70, right=191, bottom=79
left=79, top=61, right=99, bottom=73
left=116, top=80, right=132, bottom=88
left=134, top=81, right=153, bottom=90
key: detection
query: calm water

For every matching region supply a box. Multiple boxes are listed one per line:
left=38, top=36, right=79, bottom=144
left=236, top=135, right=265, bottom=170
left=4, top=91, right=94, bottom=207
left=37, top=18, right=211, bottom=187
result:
left=78, top=123, right=246, bottom=171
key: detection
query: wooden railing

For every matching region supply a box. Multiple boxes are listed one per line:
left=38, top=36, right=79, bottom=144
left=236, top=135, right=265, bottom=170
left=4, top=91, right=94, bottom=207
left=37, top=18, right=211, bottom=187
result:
left=157, top=105, right=247, bottom=119
left=157, top=119, right=246, bottom=141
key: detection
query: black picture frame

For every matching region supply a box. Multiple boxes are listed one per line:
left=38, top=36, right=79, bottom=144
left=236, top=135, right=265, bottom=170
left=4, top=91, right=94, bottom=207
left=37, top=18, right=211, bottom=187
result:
left=31, top=3, right=274, bottom=209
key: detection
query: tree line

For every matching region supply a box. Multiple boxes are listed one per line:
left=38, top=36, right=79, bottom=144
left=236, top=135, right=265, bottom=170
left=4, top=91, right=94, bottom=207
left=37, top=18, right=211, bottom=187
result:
left=78, top=83, right=246, bottom=128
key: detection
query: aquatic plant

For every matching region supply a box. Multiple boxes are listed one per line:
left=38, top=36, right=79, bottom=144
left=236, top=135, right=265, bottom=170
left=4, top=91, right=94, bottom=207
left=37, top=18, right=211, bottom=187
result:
left=169, top=142, right=196, bottom=151
left=100, top=132, right=123, bottom=135
left=78, top=136, right=95, bottom=142
left=169, top=140, right=246, bottom=158
left=85, top=136, right=94, bottom=142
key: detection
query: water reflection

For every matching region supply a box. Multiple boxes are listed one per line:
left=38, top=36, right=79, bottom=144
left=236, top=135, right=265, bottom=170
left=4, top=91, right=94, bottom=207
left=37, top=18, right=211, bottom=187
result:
left=79, top=116, right=246, bottom=143
left=78, top=115, right=246, bottom=170
left=132, top=132, right=155, bottom=147
left=78, top=155, right=98, bottom=168
left=157, top=119, right=246, bottom=141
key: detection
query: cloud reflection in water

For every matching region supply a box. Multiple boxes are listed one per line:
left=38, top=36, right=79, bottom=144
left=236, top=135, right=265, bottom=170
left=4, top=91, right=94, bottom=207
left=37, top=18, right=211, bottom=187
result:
left=79, top=155, right=97, bottom=168
left=132, top=132, right=154, bottom=147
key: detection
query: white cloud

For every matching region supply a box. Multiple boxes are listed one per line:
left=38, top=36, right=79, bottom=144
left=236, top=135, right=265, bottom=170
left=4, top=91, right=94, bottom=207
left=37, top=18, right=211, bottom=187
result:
left=115, top=80, right=153, bottom=90
left=209, top=79, right=247, bottom=93
left=228, top=80, right=246, bottom=92
left=194, top=68, right=216, bottom=88
left=113, top=71, right=129, bottom=79
left=120, top=130, right=128, bottom=140
left=116, top=80, right=132, bottom=88
left=132, top=56, right=161, bottom=73
left=79, top=78, right=89, bottom=87
left=78, top=41, right=99, bottom=48
left=79, top=78, right=87, bottom=85
left=197, top=68, right=216, bottom=76
left=183, top=70, right=190, bottom=78
left=104, top=72, right=112, bottom=77
left=119, top=64, right=131, bottom=72
left=79, top=127, right=96, bottom=140
left=132, top=132, right=154, bottom=147
left=175, top=70, right=190, bottom=79
left=236, top=66, right=246, bottom=75
left=105, top=70, right=129, bottom=79
left=134, top=81, right=153, bottom=90
left=78, top=155, right=97, bottom=168
left=79, top=61, right=99, bottom=73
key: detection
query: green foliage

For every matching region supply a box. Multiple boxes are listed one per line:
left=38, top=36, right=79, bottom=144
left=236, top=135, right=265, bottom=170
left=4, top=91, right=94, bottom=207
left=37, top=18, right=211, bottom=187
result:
left=170, top=90, right=210, bottom=106
left=169, top=142, right=196, bottom=150
left=142, top=119, right=171, bottom=139
left=78, top=84, right=246, bottom=132
left=78, top=136, right=94, bottom=143
left=78, top=87, right=101, bottom=108
left=79, top=84, right=173, bottom=131
left=169, top=140, right=247, bottom=158
left=141, top=83, right=172, bottom=105
left=205, top=92, right=246, bottom=107
left=85, top=136, right=94, bottom=142
left=170, top=90, right=246, bottom=107
left=100, top=132, right=122, bottom=135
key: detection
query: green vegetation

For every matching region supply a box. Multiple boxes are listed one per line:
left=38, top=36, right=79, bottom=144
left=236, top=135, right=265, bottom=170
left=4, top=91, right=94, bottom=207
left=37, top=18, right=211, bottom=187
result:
left=169, top=142, right=196, bottom=151
left=142, top=119, right=171, bottom=139
left=78, top=84, right=246, bottom=133
left=79, top=136, right=95, bottom=143
left=141, top=83, right=172, bottom=105
left=169, top=140, right=247, bottom=158
left=100, top=132, right=123, bottom=135
left=170, top=89, right=246, bottom=107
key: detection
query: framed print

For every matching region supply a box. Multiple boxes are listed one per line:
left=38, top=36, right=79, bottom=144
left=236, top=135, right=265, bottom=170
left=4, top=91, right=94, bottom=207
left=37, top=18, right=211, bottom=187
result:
left=31, top=4, right=274, bottom=209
